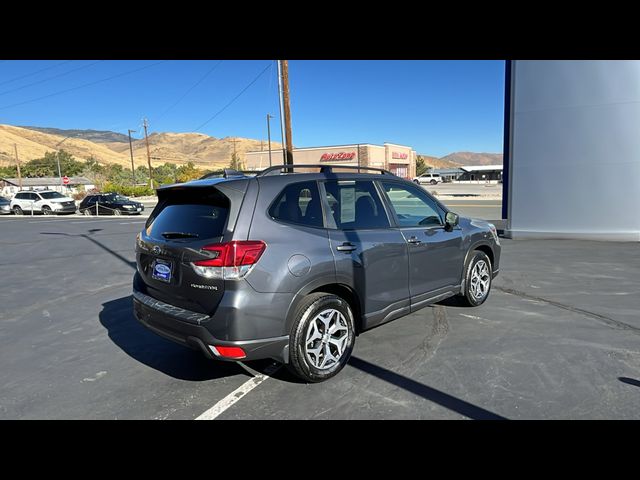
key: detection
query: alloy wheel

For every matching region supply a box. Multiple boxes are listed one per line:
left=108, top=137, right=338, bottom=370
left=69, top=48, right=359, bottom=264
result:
left=469, top=260, right=491, bottom=300
left=304, top=309, right=349, bottom=370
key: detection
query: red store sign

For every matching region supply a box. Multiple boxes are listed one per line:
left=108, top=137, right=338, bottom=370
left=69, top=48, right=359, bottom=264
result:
left=392, top=151, right=408, bottom=160
left=320, top=152, right=356, bottom=161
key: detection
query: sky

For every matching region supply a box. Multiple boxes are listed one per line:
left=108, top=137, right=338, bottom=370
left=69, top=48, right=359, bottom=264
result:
left=0, top=60, right=505, bottom=157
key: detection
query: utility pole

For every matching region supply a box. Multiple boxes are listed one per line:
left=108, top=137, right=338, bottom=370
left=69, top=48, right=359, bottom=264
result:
left=280, top=60, right=294, bottom=165
left=13, top=144, right=22, bottom=190
left=277, top=60, right=286, bottom=164
left=128, top=129, right=136, bottom=186
left=266, top=113, right=274, bottom=167
left=143, top=118, right=153, bottom=189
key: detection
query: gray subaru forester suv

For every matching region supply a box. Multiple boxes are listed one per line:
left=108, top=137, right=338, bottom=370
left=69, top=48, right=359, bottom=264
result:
left=133, top=164, right=501, bottom=382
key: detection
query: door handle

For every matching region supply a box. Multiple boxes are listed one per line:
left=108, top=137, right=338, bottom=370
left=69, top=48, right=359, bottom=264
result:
left=336, top=242, right=357, bottom=252
left=407, top=236, right=422, bottom=245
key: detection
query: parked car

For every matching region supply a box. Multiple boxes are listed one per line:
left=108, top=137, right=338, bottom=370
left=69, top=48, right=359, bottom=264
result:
left=10, top=190, right=77, bottom=215
left=78, top=193, right=144, bottom=216
left=413, top=172, right=443, bottom=185
left=133, top=164, right=501, bottom=382
left=0, top=195, right=11, bottom=215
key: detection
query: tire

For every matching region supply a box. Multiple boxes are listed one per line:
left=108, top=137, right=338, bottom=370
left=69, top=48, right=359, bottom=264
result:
left=430, top=179, right=437, bottom=185
left=83, top=208, right=92, bottom=216
left=113, top=209, right=121, bottom=216
left=13, top=206, right=22, bottom=215
left=413, top=179, right=420, bottom=184
left=42, top=205, right=53, bottom=215
left=457, top=250, right=493, bottom=307
left=287, top=293, right=356, bottom=383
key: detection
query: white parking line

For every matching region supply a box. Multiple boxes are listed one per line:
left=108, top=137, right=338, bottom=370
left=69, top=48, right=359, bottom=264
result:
left=195, top=363, right=281, bottom=420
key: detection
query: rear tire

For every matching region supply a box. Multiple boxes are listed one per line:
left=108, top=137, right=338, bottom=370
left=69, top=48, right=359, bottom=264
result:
left=457, top=250, right=492, bottom=307
left=13, top=206, right=22, bottom=215
left=287, top=293, right=355, bottom=383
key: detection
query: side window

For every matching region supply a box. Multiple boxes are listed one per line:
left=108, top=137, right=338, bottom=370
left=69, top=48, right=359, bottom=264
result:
left=14, top=193, right=25, bottom=200
left=87, top=196, right=97, bottom=205
left=323, top=180, right=390, bottom=230
left=380, top=181, right=444, bottom=228
left=30, top=193, right=41, bottom=201
left=269, top=181, right=323, bottom=228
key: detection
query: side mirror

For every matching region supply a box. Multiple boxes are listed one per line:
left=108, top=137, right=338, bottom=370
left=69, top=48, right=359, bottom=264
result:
left=445, top=211, right=459, bottom=229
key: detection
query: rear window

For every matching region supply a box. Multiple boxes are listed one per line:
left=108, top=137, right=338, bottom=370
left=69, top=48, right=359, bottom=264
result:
left=146, top=189, right=230, bottom=240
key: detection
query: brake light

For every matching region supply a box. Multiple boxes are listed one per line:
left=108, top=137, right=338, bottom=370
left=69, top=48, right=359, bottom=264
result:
left=191, top=241, right=266, bottom=279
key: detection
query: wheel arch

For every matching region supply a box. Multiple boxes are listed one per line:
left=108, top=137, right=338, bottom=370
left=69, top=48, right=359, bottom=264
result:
left=285, top=281, right=363, bottom=335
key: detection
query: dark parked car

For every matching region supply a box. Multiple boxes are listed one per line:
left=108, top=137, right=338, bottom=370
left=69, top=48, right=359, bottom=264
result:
left=79, top=193, right=144, bottom=216
left=0, top=195, right=11, bottom=215
left=133, top=164, right=501, bottom=382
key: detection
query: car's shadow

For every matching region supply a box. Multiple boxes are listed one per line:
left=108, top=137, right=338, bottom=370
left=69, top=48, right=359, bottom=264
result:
left=99, top=295, right=248, bottom=381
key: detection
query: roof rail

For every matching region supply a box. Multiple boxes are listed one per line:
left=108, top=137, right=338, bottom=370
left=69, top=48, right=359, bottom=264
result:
left=256, top=164, right=396, bottom=177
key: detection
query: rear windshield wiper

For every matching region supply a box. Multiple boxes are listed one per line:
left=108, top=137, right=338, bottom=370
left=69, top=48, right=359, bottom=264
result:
left=161, top=232, right=200, bottom=239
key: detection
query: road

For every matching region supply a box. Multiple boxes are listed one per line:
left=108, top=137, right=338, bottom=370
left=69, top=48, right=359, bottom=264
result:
left=439, top=199, right=502, bottom=222
left=1, top=215, right=639, bottom=419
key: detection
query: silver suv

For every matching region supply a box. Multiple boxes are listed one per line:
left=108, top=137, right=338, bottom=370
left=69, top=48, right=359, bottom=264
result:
left=133, top=165, right=501, bottom=382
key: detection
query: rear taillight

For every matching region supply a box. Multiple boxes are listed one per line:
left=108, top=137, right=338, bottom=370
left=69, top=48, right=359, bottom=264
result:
left=191, top=240, right=266, bottom=279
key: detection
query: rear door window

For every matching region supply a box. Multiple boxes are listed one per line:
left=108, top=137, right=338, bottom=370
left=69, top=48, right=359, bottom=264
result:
left=269, top=181, right=323, bottom=228
left=323, top=180, right=390, bottom=230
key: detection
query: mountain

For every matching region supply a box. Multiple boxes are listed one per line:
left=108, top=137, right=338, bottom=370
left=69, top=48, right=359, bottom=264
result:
left=0, top=124, right=282, bottom=170
left=18, top=126, right=131, bottom=143
left=438, top=152, right=503, bottom=166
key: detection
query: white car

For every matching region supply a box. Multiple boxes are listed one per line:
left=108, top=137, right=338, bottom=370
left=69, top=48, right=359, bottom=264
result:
left=413, top=173, right=443, bottom=185
left=10, top=190, right=77, bottom=215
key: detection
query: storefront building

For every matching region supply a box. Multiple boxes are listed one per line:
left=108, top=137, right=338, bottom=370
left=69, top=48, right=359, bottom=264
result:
left=245, top=143, right=417, bottom=179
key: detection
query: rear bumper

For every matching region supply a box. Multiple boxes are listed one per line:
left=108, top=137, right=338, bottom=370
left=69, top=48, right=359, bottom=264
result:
left=132, top=289, right=289, bottom=363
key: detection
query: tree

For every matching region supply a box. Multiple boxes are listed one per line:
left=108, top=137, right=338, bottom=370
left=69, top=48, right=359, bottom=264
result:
left=229, top=152, right=243, bottom=171
left=415, top=155, right=431, bottom=177
left=176, top=162, right=202, bottom=183
left=21, top=150, right=84, bottom=178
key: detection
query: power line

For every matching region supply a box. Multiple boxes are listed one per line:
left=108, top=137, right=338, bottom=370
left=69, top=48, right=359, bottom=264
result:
left=0, top=61, right=168, bottom=111
left=154, top=60, right=223, bottom=122
left=194, top=62, right=272, bottom=132
left=0, top=60, right=103, bottom=97
left=0, top=60, right=73, bottom=87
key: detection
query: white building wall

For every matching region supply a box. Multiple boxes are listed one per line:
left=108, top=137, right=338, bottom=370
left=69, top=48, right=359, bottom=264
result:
left=507, top=60, right=640, bottom=241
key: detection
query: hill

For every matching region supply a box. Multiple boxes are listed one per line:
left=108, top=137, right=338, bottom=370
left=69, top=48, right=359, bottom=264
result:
left=439, top=151, right=503, bottom=166
left=18, top=126, right=131, bottom=143
left=0, top=124, right=282, bottom=170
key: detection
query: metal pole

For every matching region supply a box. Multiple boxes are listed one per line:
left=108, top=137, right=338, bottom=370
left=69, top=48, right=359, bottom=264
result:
left=13, top=144, right=22, bottom=190
left=267, top=114, right=273, bottom=167
left=143, top=119, right=153, bottom=189
left=128, top=129, right=136, bottom=186
left=280, top=60, right=294, bottom=165
left=277, top=60, right=286, bottom=164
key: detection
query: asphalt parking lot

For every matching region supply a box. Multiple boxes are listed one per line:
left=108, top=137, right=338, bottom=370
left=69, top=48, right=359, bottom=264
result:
left=1, top=214, right=639, bottom=419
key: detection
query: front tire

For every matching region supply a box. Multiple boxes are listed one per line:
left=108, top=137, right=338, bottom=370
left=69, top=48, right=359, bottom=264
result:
left=42, top=205, right=53, bottom=215
left=457, top=250, right=492, bottom=307
left=430, top=179, right=437, bottom=185
left=113, top=209, right=121, bottom=216
left=287, top=293, right=355, bottom=383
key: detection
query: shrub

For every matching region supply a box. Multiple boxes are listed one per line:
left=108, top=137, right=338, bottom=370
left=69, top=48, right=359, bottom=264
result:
left=102, top=182, right=155, bottom=197
left=72, top=191, right=87, bottom=201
